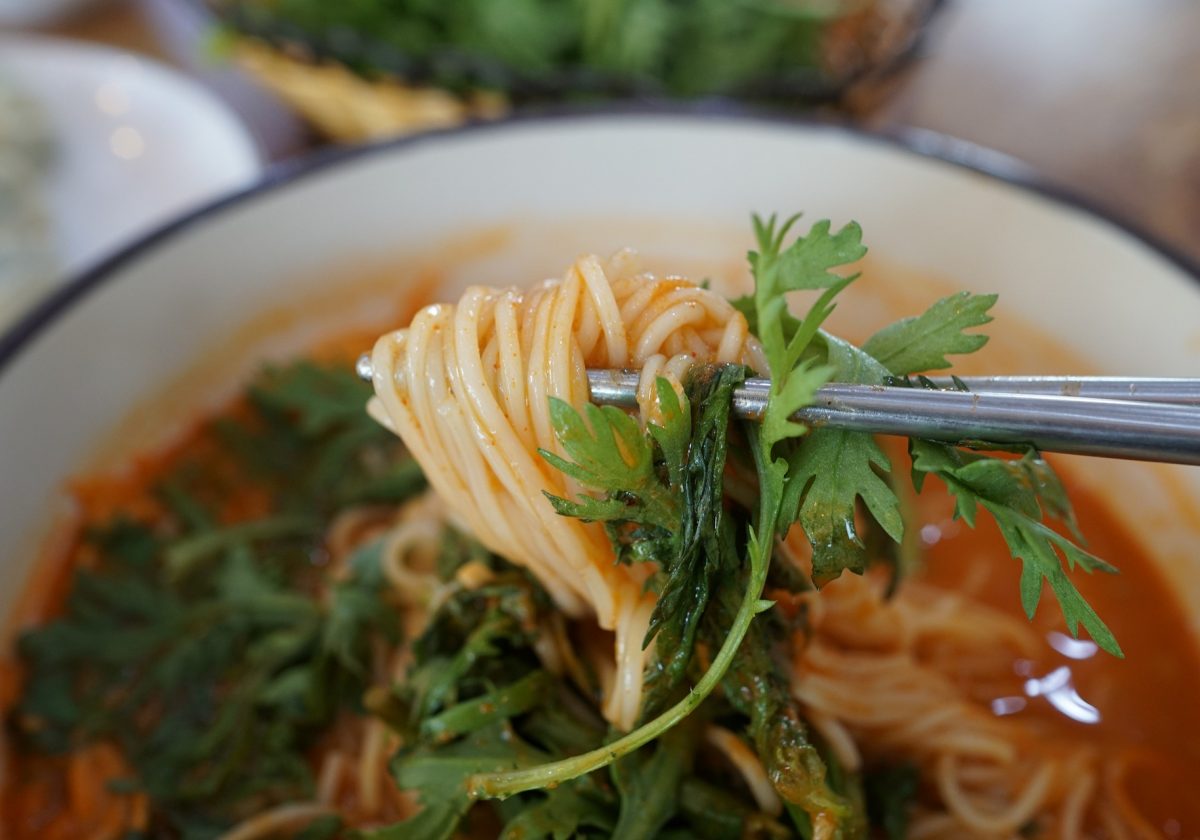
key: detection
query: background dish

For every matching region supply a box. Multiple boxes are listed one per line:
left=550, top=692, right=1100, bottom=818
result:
left=0, top=36, right=261, bottom=287
left=193, top=0, right=942, bottom=141
left=1, top=110, right=1197, bottom=631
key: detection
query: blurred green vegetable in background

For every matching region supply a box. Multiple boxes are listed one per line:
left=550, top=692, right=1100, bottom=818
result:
left=211, top=0, right=938, bottom=102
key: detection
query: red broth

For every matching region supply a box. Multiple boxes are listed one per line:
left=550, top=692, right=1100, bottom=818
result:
left=916, top=473, right=1200, bottom=835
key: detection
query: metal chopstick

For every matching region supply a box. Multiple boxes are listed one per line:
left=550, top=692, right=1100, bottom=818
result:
left=585, top=370, right=1200, bottom=465
left=586, top=371, right=1200, bottom=407
left=355, top=356, right=1200, bottom=465
left=889, top=376, right=1200, bottom=405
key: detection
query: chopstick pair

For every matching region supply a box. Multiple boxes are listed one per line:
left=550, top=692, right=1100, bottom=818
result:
left=588, top=371, right=1200, bottom=466
left=356, top=353, right=1200, bottom=466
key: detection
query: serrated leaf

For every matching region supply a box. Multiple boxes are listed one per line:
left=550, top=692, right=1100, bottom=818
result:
left=251, top=361, right=377, bottom=436
left=544, top=365, right=750, bottom=704
left=786, top=428, right=902, bottom=582
left=543, top=491, right=631, bottom=522
left=821, top=331, right=891, bottom=386
left=749, top=215, right=866, bottom=381
left=498, top=783, right=616, bottom=840
left=910, top=440, right=1121, bottom=656
left=986, top=503, right=1122, bottom=656
left=12, top=358, right=426, bottom=832
left=744, top=218, right=875, bottom=593
left=863, top=292, right=997, bottom=375
left=730, top=291, right=803, bottom=352
left=611, top=718, right=700, bottom=839
left=373, top=725, right=551, bottom=840
left=758, top=217, right=866, bottom=295
left=543, top=399, right=653, bottom=491
left=646, top=375, right=690, bottom=491
left=540, top=398, right=677, bottom=532
left=761, top=358, right=831, bottom=453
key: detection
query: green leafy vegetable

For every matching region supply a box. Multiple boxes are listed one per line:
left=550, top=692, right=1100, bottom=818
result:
left=909, top=441, right=1121, bottom=656
left=251, top=360, right=379, bottom=434
left=714, top=582, right=861, bottom=834
left=14, top=521, right=388, bottom=832
left=610, top=717, right=703, bottom=839
left=739, top=217, right=1111, bottom=654
left=376, top=725, right=554, bottom=840
left=12, top=360, right=423, bottom=835
left=785, top=428, right=901, bottom=582
left=863, top=763, right=919, bottom=840
left=216, top=0, right=864, bottom=100
left=497, top=782, right=616, bottom=839
left=741, top=216, right=867, bottom=584
left=645, top=368, right=742, bottom=681
left=218, top=360, right=424, bottom=513
left=371, top=541, right=786, bottom=839
left=541, top=367, right=745, bottom=687
left=369, top=363, right=813, bottom=834
left=745, top=215, right=864, bottom=387
left=420, top=671, right=554, bottom=742
left=539, top=397, right=680, bottom=533
left=862, top=291, right=997, bottom=375
left=463, top=369, right=765, bottom=805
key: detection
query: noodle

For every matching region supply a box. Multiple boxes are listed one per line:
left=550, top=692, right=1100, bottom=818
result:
left=704, top=725, right=783, bottom=816
left=367, top=252, right=761, bottom=728
left=792, top=569, right=1150, bottom=837
left=216, top=803, right=336, bottom=840
left=1103, top=755, right=1167, bottom=840
left=315, top=750, right=346, bottom=805
left=357, top=718, right=391, bottom=817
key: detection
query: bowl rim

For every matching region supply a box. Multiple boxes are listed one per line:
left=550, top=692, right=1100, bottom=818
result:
left=1, top=104, right=1196, bottom=380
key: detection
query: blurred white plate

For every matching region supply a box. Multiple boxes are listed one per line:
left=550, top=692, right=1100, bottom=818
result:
left=0, top=35, right=262, bottom=278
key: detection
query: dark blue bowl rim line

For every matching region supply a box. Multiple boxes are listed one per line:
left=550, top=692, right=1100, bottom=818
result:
left=1, top=105, right=1196, bottom=381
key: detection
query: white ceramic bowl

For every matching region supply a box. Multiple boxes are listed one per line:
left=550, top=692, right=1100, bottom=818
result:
left=1, top=111, right=1198, bottom=634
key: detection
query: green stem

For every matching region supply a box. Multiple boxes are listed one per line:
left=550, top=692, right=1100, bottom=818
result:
left=465, top=542, right=770, bottom=800
left=165, top=515, right=320, bottom=579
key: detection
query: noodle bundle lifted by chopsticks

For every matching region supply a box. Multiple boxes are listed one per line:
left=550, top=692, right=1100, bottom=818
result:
left=367, top=251, right=763, bottom=727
